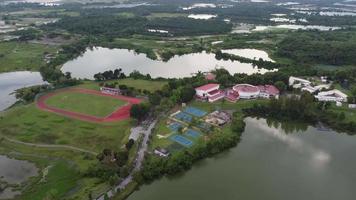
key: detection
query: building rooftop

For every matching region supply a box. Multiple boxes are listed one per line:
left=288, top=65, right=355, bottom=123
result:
left=233, top=84, right=259, bottom=93
left=195, top=83, right=219, bottom=91
left=258, top=85, right=280, bottom=95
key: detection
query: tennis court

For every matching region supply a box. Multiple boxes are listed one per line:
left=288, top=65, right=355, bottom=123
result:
left=173, top=111, right=192, bottom=123
left=169, top=122, right=183, bottom=132
left=184, top=107, right=207, bottom=117
left=185, top=129, right=201, bottom=138
left=170, top=135, right=193, bottom=147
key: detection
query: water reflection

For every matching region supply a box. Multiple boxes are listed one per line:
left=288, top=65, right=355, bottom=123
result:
left=253, top=118, right=331, bottom=167
left=128, top=117, right=356, bottom=200
left=0, top=71, right=46, bottom=111
left=61, top=47, right=275, bottom=79
left=265, top=117, right=308, bottom=134
left=0, top=155, right=38, bottom=199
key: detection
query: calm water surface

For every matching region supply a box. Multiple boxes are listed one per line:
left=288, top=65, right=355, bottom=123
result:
left=128, top=117, right=356, bottom=200
left=0, top=71, right=45, bottom=111
left=253, top=24, right=341, bottom=31
left=0, top=155, right=38, bottom=199
left=61, top=47, right=275, bottom=79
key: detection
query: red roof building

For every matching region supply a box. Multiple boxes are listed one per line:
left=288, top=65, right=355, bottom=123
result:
left=258, top=85, right=280, bottom=98
left=195, top=83, right=224, bottom=102
left=232, top=84, right=260, bottom=99
left=225, top=89, right=239, bottom=102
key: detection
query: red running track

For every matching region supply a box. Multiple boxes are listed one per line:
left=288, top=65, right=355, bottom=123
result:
left=36, top=88, right=142, bottom=123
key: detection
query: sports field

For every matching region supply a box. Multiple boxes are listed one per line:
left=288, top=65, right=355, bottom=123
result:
left=45, top=92, right=126, bottom=118
left=37, top=88, right=142, bottom=122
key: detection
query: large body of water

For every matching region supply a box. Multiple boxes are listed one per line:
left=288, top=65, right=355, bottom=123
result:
left=61, top=47, right=275, bottom=80
left=0, top=71, right=46, bottom=111
left=128, top=118, right=356, bottom=200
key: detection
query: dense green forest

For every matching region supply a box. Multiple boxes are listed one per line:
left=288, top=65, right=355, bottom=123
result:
left=46, top=14, right=232, bottom=36
left=277, top=30, right=356, bottom=65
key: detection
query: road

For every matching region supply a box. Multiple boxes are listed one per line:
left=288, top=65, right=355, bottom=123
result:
left=96, top=119, right=157, bottom=200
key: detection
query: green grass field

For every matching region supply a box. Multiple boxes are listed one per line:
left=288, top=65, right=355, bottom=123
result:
left=0, top=103, right=132, bottom=152
left=45, top=92, right=126, bottom=117
left=0, top=41, right=58, bottom=73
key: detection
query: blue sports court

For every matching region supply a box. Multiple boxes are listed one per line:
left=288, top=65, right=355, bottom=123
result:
left=185, top=129, right=201, bottom=138
left=170, top=135, right=193, bottom=147
left=183, top=107, right=207, bottom=117
left=169, top=122, right=183, bottom=132
left=173, top=112, right=192, bottom=123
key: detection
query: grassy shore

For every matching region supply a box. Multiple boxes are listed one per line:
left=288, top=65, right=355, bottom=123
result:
left=0, top=41, right=58, bottom=73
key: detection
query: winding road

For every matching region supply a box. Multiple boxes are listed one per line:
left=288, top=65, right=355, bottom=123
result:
left=96, top=119, right=157, bottom=200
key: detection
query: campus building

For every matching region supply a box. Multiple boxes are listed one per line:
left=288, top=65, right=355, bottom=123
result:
left=232, top=84, right=260, bottom=99
left=257, top=85, right=280, bottom=99
left=315, top=89, right=348, bottom=102
left=195, top=83, right=225, bottom=102
left=225, top=89, right=239, bottom=102
left=289, top=76, right=311, bottom=88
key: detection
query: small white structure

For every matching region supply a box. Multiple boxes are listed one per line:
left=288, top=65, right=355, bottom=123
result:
left=289, top=76, right=311, bottom=88
left=100, top=87, right=120, bottom=95
left=349, top=104, right=356, bottom=109
left=195, top=83, right=225, bottom=102
left=336, top=101, right=342, bottom=107
left=154, top=148, right=170, bottom=157
left=321, top=76, right=328, bottom=83
left=315, top=89, right=348, bottom=102
left=232, top=84, right=260, bottom=99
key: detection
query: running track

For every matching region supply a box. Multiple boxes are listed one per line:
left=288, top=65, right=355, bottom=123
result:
left=37, top=88, right=142, bottom=123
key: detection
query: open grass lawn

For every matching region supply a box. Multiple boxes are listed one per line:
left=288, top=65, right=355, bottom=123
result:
left=81, top=78, right=167, bottom=92
left=0, top=103, right=132, bottom=152
left=20, top=160, right=80, bottom=200
left=45, top=92, right=127, bottom=118
left=0, top=139, right=106, bottom=200
left=147, top=13, right=188, bottom=19
left=0, top=41, right=58, bottom=73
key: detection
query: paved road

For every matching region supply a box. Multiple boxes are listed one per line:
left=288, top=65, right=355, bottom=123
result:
left=1, top=136, right=98, bottom=155
left=97, top=119, right=157, bottom=200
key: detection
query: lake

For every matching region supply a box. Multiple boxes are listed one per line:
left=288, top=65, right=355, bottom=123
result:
left=0, top=155, right=38, bottom=199
left=128, top=117, right=356, bottom=200
left=187, top=14, right=217, bottom=20
left=0, top=71, right=46, bottom=111
left=61, top=47, right=276, bottom=80
left=253, top=24, right=341, bottom=31
left=221, top=48, right=274, bottom=62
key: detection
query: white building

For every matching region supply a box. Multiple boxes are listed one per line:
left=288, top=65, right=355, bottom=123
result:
left=100, top=87, right=120, bottom=95
left=349, top=104, right=356, bottom=109
left=315, top=89, right=348, bottom=102
left=195, top=83, right=225, bottom=102
left=232, top=84, right=260, bottom=99
left=289, top=76, right=311, bottom=88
